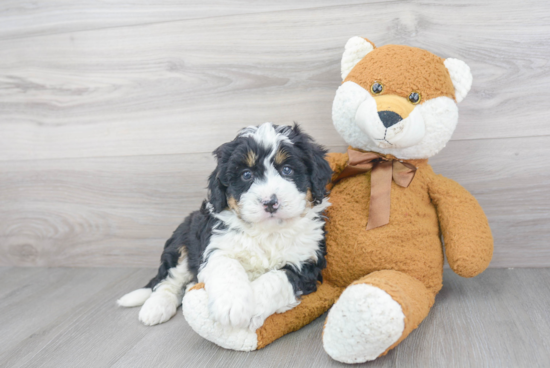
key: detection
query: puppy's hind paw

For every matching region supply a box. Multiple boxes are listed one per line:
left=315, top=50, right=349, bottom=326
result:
left=117, top=288, right=152, bottom=307
left=138, top=292, right=178, bottom=326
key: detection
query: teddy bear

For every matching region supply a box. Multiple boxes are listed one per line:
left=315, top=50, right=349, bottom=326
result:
left=181, top=37, right=494, bottom=364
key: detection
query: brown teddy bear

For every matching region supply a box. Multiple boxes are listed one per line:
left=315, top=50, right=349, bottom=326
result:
left=182, top=37, right=493, bottom=364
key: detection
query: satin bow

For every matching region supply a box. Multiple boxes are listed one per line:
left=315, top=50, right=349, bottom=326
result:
left=335, top=148, right=418, bottom=230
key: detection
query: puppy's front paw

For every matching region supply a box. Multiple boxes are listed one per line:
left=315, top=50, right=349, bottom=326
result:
left=248, top=299, right=301, bottom=331
left=249, top=313, right=267, bottom=331
left=182, top=287, right=259, bottom=351
left=208, top=286, right=255, bottom=329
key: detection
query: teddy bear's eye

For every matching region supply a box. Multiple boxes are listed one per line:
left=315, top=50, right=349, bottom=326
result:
left=408, top=92, right=421, bottom=104
left=371, top=82, right=383, bottom=94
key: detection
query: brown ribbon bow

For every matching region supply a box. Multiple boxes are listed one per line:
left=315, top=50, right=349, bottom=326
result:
left=336, top=148, right=418, bottom=230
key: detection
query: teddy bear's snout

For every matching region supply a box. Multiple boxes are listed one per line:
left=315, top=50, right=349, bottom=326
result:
left=378, top=110, right=403, bottom=128
left=373, top=94, right=414, bottom=130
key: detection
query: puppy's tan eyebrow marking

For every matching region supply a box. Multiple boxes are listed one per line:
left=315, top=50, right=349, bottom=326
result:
left=227, top=196, right=240, bottom=214
left=274, top=149, right=289, bottom=165
left=245, top=150, right=257, bottom=167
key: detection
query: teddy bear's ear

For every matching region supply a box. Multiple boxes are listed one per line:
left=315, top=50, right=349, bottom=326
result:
left=444, top=58, right=473, bottom=103
left=341, top=37, right=375, bottom=80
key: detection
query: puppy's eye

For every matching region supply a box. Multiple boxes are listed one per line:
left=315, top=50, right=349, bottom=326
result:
left=281, top=166, right=293, bottom=176
left=408, top=92, right=421, bottom=104
left=371, top=82, right=383, bottom=94
left=241, top=170, right=253, bottom=181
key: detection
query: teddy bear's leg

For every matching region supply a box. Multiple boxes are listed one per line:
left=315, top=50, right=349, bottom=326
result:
left=182, top=281, right=343, bottom=351
left=322, top=270, right=435, bottom=364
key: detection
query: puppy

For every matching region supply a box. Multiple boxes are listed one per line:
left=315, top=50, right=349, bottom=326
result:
left=118, top=123, right=332, bottom=330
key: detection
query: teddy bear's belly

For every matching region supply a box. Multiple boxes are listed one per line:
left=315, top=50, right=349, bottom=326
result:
left=323, top=174, right=444, bottom=294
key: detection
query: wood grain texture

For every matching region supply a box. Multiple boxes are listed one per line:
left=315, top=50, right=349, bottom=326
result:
left=0, top=152, right=211, bottom=267
left=0, top=267, right=548, bottom=367
left=1, top=137, right=548, bottom=268
left=0, top=0, right=370, bottom=40
left=0, top=1, right=549, bottom=268
left=1, top=1, right=550, bottom=162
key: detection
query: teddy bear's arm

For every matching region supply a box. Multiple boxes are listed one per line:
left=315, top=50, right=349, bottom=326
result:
left=325, top=152, right=349, bottom=190
left=428, top=174, right=493, bottom=278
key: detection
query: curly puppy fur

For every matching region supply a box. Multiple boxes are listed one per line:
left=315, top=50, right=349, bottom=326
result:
left=118, top=123, right=332, bottom=329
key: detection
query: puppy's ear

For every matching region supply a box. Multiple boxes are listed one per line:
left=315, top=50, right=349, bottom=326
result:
left=207, top=141, right=234, bottom=213
left=308, top=144, right=332, bottom=205
left=292, top=124, right=333, bottom=205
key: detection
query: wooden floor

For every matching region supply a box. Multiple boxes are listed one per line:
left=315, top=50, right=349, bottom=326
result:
left=1, top=267, right=548, bottom=368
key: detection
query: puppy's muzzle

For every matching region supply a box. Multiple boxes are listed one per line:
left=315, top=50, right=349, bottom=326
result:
left=262, top=194, right=279, bottom=214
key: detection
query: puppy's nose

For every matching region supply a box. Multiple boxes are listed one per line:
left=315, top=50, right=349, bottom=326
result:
left=378, top=110, right=403, bottom=128
left=262, top=194, right=279, bottom=214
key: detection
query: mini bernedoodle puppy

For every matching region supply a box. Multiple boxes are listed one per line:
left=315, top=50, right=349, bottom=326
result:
left=118, top=123, right=332, bottom=330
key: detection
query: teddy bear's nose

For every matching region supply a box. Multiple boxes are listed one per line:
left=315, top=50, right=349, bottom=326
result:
left=378, top=110, right=403, bottom=128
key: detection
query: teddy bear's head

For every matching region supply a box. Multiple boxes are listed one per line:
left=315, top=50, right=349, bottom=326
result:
left=332, top=37, right=473, bottom=159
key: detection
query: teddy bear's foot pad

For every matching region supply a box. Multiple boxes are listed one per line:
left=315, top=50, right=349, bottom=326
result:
left=182, top=287, right=258, bottom=351
left=323, top=283, right=405, bottom=363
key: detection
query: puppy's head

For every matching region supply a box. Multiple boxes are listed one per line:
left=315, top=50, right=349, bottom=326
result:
left=207, top=123, right=331, bottom=223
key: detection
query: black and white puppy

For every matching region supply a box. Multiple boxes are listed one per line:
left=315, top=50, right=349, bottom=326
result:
left=117, top=123, right=332, bottom=330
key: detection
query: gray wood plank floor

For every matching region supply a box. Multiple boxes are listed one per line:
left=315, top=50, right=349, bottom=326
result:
left=0, top=267, right=548, bottom=368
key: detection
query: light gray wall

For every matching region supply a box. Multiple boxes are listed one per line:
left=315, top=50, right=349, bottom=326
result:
left=1, top=1, right=549, bottom=267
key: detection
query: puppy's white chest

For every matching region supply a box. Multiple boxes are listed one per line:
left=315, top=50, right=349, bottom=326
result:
left=209, top=220, right=323, bottom=281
